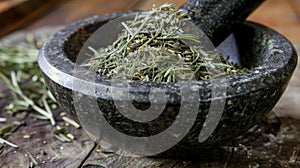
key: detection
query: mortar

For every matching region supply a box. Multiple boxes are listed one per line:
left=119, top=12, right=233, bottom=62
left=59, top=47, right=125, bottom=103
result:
left=38, top=3, right=297, bottom=157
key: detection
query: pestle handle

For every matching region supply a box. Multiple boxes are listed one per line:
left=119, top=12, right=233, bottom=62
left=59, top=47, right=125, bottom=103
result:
left=179, top=0, right=265, bottom=46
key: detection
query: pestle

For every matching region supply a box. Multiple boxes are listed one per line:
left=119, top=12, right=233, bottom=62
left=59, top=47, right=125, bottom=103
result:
left=179, top=0, right=265, bottom=46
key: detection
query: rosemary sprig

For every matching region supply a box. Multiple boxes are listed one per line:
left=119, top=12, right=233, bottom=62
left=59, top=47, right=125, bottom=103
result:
left=86, top=4, right=247, bottom=82
left=0, top=34, right=81, bottom=147
left=0, top=43, right=56, bottom=125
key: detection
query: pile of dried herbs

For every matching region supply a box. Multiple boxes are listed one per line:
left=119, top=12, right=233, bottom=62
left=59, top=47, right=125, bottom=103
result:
left=0, top=34, right=80, bottom=147
left=85, top=4, right=247, bottom=82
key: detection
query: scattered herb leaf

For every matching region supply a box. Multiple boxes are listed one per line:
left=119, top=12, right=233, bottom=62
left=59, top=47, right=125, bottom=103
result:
left=0, top=41, right=56, bottom=125
left=0, top=118, right=7, bottom=123
left=0, top=33, right=81, bottom=147
left=0, top=137, right=18, bottom=148
left=0, top=125, right=12, bottom=136
left=62, top=116, right=81, bottom=129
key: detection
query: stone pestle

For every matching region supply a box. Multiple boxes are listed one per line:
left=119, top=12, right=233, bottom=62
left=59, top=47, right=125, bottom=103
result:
left=179, top=0, right=265, bottom=46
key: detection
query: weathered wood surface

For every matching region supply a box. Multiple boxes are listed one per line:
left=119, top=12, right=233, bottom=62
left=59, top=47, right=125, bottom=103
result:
left=0, top=0, right=300, bottom=167
left=0, top=0, right=71, bottom=37
left=248, top=0, right=300, bottom=43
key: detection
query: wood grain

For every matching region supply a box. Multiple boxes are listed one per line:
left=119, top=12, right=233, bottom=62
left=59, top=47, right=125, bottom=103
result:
left=0, top=0, right=70, bottom=37
left=249, top=0, right=300, bottom=42
left=25, top=0, right=139, bottom=30
left=0, top=0, right=27, bottom=12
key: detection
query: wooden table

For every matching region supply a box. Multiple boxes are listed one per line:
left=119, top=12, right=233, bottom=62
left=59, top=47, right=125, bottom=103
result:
left=0, top=0, right=300, bottom=167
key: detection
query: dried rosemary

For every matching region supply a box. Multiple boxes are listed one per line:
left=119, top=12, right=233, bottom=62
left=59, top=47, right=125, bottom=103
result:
left=0, top=41, right=56, bottom=125
left=0, top=33, right=81, bottom=146
left=85, top=4, right=247, bottom=82
left=0, top=137, right=18, bottom=148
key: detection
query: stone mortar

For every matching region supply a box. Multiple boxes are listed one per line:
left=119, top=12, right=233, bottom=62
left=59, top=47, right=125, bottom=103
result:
left=38, top=12, right=297, bottom=157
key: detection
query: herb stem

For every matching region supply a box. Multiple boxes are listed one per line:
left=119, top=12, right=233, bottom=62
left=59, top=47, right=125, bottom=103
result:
left=62, top=117, right=81, bottom=129
left=0, top=137, right=18, bottom=148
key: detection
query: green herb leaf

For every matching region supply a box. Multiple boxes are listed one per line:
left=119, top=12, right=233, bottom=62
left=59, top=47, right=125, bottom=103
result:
left=0, top=137, right=18, bottom=148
